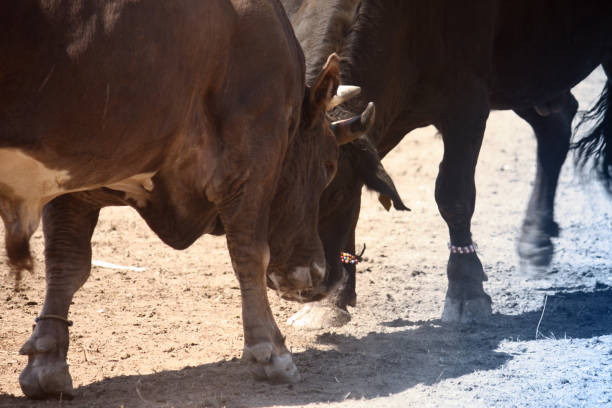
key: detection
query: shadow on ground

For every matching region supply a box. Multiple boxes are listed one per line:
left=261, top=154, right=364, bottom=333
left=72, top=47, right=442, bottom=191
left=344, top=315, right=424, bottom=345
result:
left=2, top=286, right=611, bottom=408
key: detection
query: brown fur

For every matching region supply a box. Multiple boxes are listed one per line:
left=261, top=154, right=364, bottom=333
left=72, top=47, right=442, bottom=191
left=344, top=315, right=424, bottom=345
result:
left=2, top=0, right=351, bottom=397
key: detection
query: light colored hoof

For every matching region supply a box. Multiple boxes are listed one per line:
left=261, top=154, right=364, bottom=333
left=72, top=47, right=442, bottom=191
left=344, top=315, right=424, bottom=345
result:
left=517, top=239, right=554, bottom=276
left=441, top=295, right=492, bottom=324
left=286, top=303, right=351, bottom=330
left=518, top=259, right=552, bottom=280
left=19, top=361, right=74, bottom=399
left=19, top=333, right=74, bottom=399
left=243, top=343, right=301, bottom=384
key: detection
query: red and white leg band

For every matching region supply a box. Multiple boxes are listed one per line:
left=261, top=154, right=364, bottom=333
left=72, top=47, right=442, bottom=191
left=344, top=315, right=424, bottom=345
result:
left=448, top=242, right=477, bottom=254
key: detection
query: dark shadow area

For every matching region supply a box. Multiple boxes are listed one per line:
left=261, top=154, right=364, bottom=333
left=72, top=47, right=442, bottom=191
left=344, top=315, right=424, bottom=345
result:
left=1, top=286, right=611, bottom=408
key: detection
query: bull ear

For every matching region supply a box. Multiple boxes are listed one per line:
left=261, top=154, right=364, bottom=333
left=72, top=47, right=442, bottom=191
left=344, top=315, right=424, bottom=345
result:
left=309, top=53, right=341, bottom=113
left=367, top=165, right=410, bottom=212
left=349, top=138, right=410, bottom=212
left=331, top=102, right=375, bottom=145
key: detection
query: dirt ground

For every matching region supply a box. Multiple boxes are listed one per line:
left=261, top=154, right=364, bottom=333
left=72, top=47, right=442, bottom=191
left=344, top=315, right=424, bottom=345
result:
left=1, top=70, right=611, bottom=408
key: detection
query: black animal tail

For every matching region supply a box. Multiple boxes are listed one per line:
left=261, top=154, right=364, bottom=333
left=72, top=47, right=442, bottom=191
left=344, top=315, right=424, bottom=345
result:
left=572, top=80, right=612, bottom=194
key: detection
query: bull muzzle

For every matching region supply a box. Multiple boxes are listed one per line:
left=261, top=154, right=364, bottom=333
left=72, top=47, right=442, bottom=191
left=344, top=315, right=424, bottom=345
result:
left=267, top=260, right=342, bottom=303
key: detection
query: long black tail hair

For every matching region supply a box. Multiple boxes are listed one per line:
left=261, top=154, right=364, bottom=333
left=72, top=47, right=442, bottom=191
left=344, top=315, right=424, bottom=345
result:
left=573, top=77, right=612, bottom=194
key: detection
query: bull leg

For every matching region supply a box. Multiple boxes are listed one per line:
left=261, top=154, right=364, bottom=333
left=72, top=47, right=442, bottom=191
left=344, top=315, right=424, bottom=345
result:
left=211, top=107, right=302, bottom=382
left=436, top=86, right=492, bottom=323
left=217, top=194, right=301, bottom=383
left=19, top=194, right=100, bottom=399
left=336, top=228, right=357, bottom=309
left=515, top=92, right=578, bottom=277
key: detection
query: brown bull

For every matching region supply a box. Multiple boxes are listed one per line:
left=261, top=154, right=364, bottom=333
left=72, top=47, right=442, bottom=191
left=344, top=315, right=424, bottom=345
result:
left=0, top=0, right=374, bottom=399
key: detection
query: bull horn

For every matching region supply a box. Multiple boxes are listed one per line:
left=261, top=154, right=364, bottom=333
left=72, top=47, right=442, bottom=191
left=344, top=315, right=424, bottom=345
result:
left=331, top=102, right=375, bottom=145
left=327, top=85, right=361, bottom=111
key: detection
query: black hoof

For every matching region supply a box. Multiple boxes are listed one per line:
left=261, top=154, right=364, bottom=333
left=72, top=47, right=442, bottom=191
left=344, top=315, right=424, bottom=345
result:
left=517, top=237, right=555, bottom=279
left=441, top=294, right=492, bottom=324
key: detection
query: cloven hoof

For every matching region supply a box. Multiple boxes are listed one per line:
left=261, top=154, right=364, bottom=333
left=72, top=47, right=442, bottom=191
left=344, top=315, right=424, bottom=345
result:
left=441, top=295, right=492, bottom=324
left=243, top=342, right=301, bottom=384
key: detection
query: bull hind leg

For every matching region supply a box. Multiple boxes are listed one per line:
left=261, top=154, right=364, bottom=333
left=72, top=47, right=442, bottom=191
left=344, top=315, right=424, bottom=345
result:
left=19, top=194, right=100, bottom=399
left=435, top=83, right=492, bottom=323
left=515, top=92, right=578, bottom=277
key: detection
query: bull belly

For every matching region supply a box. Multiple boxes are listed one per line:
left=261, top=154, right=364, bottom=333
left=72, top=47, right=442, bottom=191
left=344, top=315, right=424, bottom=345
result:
left=489, top=8, right=609, bottom=109
left=0, top=147, right=156, bottom=256
left=489, top=59, right=601, bottom=110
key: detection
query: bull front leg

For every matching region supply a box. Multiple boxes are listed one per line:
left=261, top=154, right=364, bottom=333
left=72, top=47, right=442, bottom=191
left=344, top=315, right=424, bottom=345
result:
left=217, top=195, right=301, bottom=384
left=19, top=194, right=100, bottom=399
left=236, top=244, right=300, bottom=383
left=514, top=93, right=578, bottom=277
left=435, top=86, right=492, bottom=323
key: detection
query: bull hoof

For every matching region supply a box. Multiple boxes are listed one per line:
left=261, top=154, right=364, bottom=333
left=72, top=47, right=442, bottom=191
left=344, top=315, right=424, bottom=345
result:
left=441, top=295, right=492, bottom=324
left=286, top=302, right=351, bottom=330
left=518, top=258, right=552, bottom=280
left=19, top=361, right=74, bottom=400
left=517, top=220, right=558, bottom=279
left=243, top=343, right=301, bottom=384
left=517, top=240, right=554, bottom=279
left=18, top=335, right=74, bottom=399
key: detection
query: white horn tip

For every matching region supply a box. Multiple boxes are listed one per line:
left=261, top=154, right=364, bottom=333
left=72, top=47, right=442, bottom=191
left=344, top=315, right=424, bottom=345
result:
left=337, top=85, right=361, bottom=98
left=361, top=102, right=375, bottom=125
left=328, top=85, right=362, bottom=111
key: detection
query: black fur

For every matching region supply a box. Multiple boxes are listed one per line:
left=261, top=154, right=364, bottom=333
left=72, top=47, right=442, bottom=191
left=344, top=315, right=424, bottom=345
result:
left=573, top=82, right=612, bottom=193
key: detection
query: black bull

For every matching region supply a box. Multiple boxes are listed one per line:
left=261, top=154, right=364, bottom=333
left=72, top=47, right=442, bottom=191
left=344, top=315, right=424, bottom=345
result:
left=282, top=0, right=612, bottom=327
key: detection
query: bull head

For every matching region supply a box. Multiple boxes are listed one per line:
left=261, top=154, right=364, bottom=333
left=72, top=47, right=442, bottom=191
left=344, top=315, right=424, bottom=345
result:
left=307, top=53, right=375, bottom=146
left=330, top=102, right=375, bottom=145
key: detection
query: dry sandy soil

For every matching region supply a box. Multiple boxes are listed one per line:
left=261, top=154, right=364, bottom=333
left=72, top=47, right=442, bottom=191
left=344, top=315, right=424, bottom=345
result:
left=1, top=70, right=611, bottom=408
